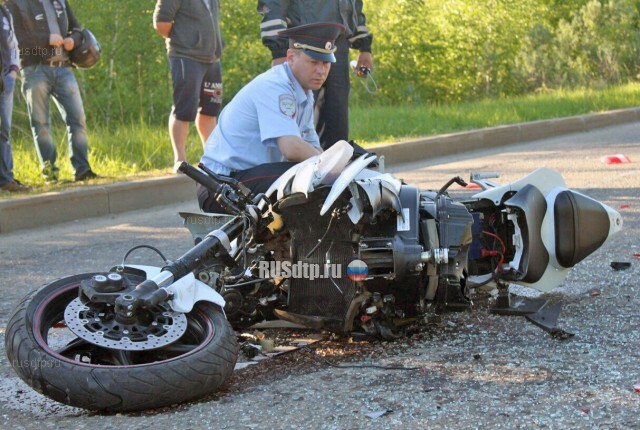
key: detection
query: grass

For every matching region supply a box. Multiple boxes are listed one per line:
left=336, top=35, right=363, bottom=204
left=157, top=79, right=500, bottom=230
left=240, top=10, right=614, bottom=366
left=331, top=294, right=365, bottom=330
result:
left=349, top=82, right=640, bottom=144
left=4, top=82, right=640, bottom=198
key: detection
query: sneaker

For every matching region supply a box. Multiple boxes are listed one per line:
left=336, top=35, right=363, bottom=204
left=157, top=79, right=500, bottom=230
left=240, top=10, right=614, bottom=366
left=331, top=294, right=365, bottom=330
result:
left=1, top=180, right=32, bottom=193
left=173, top=161, right=186, bottom=174
left=74, top=169, right=100, bottom=182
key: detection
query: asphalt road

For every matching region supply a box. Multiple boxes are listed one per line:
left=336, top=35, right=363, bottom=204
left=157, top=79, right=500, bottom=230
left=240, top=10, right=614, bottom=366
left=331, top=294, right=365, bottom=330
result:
left=0, top=122, right=638, bottom=429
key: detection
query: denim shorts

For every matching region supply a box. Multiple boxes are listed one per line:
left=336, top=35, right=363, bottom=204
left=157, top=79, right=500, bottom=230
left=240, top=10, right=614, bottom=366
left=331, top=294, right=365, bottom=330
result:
left=169, top=56, right=222, bottom=121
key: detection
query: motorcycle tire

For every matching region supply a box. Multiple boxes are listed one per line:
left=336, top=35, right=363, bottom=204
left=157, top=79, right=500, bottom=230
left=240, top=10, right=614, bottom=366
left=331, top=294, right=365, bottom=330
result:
left=5, top=273, right=238, bottom=412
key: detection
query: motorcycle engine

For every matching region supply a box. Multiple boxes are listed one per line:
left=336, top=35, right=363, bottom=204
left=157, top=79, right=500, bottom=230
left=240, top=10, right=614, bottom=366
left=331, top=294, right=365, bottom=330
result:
left=274, top=183, right=474, bottom=334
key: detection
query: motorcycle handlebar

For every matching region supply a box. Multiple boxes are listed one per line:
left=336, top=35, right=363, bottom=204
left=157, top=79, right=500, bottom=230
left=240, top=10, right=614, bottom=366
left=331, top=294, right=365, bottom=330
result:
left=177, top=161, right=224, bottom=195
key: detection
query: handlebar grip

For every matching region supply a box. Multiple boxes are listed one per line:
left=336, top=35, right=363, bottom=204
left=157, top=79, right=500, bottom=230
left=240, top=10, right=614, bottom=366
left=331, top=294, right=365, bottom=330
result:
left=178, top=162, right=223, bottom=194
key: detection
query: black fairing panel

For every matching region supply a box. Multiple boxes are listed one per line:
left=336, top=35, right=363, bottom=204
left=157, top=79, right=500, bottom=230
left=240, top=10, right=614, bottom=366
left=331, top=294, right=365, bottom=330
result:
left=504, top=184, right=549, bottom=283
left=554, top=191, right=610, bottom=267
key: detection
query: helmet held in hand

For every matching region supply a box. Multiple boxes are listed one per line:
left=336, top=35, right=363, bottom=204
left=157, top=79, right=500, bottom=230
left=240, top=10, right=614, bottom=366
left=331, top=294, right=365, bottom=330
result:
left=70, top=29, right=101, bottom=69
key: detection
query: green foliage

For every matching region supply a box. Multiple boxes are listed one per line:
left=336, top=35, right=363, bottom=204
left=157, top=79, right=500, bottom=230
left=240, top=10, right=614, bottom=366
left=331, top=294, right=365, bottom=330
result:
left=218, top=1, right=271, bottom=99
left=72, top=1, right=169, bottom=125
left=517, top=0, right=640, bottom=90
left=354, top=0, right=548, bottom=104
left=52, top=0, right=640, bottom=116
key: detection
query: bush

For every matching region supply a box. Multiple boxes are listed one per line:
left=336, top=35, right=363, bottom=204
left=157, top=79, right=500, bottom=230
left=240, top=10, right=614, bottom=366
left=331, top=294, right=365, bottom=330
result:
left=517, top=0, right=640, bottom=89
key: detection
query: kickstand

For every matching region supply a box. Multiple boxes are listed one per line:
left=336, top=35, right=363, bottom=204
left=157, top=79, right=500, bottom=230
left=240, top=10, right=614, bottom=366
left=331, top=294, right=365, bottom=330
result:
left=525, top=301, right=574, bottom=340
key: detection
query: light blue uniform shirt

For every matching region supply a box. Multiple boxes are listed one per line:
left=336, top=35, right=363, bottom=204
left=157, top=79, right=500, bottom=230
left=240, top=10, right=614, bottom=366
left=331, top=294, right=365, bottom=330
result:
left=201, top=63, right=320, bottom=175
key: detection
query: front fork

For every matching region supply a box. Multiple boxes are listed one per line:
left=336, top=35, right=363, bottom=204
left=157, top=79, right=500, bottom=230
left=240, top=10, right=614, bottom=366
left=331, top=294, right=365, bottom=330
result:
left=111, top=215, right=248, bottom=319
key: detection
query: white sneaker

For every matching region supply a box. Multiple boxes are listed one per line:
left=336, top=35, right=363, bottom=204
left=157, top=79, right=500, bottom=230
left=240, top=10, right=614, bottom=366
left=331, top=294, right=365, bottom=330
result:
left=173, top=161, right=186, bottom=174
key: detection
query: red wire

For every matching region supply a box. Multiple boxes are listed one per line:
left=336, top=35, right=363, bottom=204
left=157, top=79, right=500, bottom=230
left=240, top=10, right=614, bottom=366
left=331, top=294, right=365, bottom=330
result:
left=482, top=230, right=506, bottom=273
left=482, top=230, right=506, bottom=253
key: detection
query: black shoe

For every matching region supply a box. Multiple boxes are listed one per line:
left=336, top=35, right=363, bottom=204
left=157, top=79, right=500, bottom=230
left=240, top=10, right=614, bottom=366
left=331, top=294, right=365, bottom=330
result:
left=75, top=169, right=100, bottom=181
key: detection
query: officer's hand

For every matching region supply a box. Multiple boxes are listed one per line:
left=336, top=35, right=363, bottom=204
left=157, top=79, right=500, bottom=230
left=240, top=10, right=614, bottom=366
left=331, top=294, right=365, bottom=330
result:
left=271, top=57, right=287, bottom=67
left=356, top=52, right=373, bottom=78
left=49, top=34, right=64, bottom=47
left=63, top=37, right=75, bottom=51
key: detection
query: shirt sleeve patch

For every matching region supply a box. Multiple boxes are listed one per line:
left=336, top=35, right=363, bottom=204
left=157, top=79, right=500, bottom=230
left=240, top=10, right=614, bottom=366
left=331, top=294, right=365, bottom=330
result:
left=279, top=94, right=297, bottom=118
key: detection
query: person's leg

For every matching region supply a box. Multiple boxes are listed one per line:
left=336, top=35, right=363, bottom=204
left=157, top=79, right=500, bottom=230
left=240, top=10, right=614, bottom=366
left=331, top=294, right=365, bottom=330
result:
left=50, top=67, right=91, bottom=177
left=197, top=162, right=297, bottom=213
left=195, top=115, right=216, bottom=147
left=232, top=162, right=297, bottom=195
left=169, top=115, right=190, bottom=164
left=196, top=61, right=223, bottom=145
left=21, top=65, right=59, bottom=180
left=315, top=38, right=350, bottom=150
left=169, top=57, right=204, bottom=167
left=0, top=73, right=15, bottom=187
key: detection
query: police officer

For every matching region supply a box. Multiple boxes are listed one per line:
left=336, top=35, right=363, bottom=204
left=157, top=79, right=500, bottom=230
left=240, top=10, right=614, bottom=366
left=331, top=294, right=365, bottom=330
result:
left=198, top=22, right=344, bottom=213
left=258, top=0, right=373, bottom=150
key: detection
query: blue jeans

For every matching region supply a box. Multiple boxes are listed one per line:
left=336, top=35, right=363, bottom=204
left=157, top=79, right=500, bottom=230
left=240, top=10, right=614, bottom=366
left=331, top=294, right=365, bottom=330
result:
left=0, top=73, right=16, bottom=186
left=21, top=65, right=90, bottom=176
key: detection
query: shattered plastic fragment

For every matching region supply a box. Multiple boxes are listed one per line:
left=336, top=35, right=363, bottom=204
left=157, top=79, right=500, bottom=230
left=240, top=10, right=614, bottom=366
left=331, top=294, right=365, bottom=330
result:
left=610, top=262, right=632, bottom=271
left=634, top=383, right=640, bottom=393
left=619, top=204, right=630, bottom=209
left=464, top=183, right=481, bottom=189
left=590, top=291, right=601, bottom=297
left=601, top=154, right=631, bottom=164
left=366, top=410, right=392, bottom=420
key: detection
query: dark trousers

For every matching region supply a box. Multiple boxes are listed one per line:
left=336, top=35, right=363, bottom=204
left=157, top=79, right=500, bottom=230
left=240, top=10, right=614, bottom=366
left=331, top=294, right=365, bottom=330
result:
left=315, top=37, right=350, bottom=150
left=197, top=162, right=297, bottom=214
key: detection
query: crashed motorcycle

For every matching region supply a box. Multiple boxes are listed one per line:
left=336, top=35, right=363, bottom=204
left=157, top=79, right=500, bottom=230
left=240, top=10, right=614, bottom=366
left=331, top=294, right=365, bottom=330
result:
left=5, top=141, right=622, bottom=411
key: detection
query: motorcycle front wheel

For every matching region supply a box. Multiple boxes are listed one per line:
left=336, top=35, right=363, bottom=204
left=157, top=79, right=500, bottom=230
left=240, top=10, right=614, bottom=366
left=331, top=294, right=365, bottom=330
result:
left=5, top=273, right=238, bottom=412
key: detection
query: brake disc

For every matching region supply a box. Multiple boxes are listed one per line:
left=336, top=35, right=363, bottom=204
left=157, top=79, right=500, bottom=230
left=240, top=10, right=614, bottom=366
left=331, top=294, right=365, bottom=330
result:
left=64, top=298, right=188, bottom=351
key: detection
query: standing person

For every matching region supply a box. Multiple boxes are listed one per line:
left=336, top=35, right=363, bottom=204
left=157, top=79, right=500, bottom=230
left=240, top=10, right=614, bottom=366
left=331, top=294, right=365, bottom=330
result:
left=257, top=0, right=373, bottom=150
left=0, top=0, right=30, bottom=192
left=198, top=23, right=345, bottom=214
left=153, top=0, right=224, bottom=173
left=6, top=0, right=98, bottom=183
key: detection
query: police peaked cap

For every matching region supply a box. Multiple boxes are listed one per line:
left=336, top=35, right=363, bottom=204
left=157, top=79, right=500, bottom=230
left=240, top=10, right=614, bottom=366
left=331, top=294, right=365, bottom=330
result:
left=279, top=22, right=346, bottom=62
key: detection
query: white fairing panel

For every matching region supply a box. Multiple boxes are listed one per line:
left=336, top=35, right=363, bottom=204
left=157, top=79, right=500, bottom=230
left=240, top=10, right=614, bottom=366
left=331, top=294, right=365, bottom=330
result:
left=320, top=153, right=377, bottom=215
left=530, top=187, right=622, bottom=292
left=265, top=140, right=354, bottom=201
left=472, top=168, right=566, bottom=204
left=124, top=265, right=226, bottom=313
left=167, top=275, right=226, bottom=313
left=473, top=168, right=622, bottom=292
left=264, top=141, right=405, bottom=221
left=276, top=158, right=315, bottom=200
left=290, top=140, right=354, bottom=196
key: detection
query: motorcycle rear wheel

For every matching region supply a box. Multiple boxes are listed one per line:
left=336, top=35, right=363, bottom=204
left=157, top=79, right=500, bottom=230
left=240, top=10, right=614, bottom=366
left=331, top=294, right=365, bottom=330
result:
left=5, top=273, right=238, bottom=412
